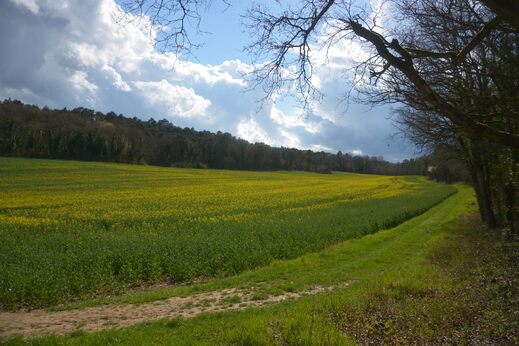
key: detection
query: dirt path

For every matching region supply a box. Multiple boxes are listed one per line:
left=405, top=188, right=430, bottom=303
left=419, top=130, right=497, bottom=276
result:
left=0, top=285, right=339, bottom=339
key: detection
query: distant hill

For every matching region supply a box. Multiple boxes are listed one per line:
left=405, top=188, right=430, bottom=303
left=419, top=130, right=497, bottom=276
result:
left=0, top=99, right=428, bottom=175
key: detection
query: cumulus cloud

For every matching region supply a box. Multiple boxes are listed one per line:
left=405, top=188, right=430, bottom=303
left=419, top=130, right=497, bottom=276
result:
left=69, top=71, right=98, bottom=93
left=102, top=65, right=131, bottom=92
left=0, top=0, right=416, bottom=161
left=134, top=80, right=211, bottom=118
left=270, top=106, right=321, bottom=134
left=237, top=117, right=271, bottom=144
left=11, top=0, right=39, bottom=14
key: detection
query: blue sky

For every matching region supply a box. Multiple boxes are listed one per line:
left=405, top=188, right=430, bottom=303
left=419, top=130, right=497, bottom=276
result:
left=0, top=0, right=417, bottom=161
left=188, top=1, right=251, bottom=64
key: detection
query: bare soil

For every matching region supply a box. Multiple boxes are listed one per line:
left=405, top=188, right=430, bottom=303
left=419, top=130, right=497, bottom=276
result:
left=0, top=285, right=338, bottom=339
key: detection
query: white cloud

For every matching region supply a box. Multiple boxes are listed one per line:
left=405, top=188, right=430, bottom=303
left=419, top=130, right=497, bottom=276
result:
left=174, top=61, right=246, bottom=87
left=102, top=65, right=131, bottom=91
left=70, top=43, right=102, bottom=67
left=278, top=129, right=301, bottom=148
left=149, top=53, right=246, bottom=87
left=134, top=80, right=211, bottom=118
left=310, top=144, right=333, bottom=152
left=69, top=70, right=98, bottom=93
left=0, top=0, right=416, bottom=161
left=10, top=0, right=39, bottom=14
left=270, top=106, right=321, bottom=134
left=237, top=117, right=271, bottom=144
left=368, top=0, right=396, bottom=36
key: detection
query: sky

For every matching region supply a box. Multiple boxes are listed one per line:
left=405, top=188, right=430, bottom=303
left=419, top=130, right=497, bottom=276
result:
left=0, top=0, right=418, bottom=161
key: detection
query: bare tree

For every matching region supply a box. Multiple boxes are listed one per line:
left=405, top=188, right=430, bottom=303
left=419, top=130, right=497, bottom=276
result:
left=375, top=0, right=518, bottom=230
left=242, top=0, right=518, bottom=148
left=120, top=1, right=517, bottom=149
left=121, top=0, right=518, bottom=229
left=121, top=0, right=228, bottom=55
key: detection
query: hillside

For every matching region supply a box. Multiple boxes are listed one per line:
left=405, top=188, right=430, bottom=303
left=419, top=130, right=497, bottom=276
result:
left=0, top=99, right=428, bottom=175
left=0, top=157, right=455, bottom=310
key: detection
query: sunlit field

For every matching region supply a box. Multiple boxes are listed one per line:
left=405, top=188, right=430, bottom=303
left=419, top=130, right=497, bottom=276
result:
left=0, top=157, right=456, bottom=309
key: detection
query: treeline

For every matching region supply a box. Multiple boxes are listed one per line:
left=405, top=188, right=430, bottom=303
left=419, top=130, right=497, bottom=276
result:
left=0, top=99, right=429, bottom=175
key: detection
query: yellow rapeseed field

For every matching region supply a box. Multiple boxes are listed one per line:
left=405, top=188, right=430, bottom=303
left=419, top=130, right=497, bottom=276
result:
left=0, top=157, right=456, bottom=309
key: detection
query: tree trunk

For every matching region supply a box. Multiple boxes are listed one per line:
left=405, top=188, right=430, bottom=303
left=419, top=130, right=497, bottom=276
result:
left=460, top=137, right=498, bottom=229
left=472, top=163, right=498, bottom=228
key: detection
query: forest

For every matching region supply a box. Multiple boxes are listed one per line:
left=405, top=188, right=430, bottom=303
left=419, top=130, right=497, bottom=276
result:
left=0, top=99, right=432, bottom=176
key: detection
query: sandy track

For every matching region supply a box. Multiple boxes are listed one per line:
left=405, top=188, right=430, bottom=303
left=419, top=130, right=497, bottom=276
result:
left=0, top=285, right=336, bottom=339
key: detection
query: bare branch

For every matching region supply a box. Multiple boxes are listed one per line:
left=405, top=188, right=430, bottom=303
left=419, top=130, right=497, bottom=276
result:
left=348, top=20, right=519, bottom=148
left=120, top=0, right=216, bottom=55
left=244, top=0, right=337, bottom=108
left=404, top=16, right=502, bottom=64
left=454, top=15, right=503, bottom=64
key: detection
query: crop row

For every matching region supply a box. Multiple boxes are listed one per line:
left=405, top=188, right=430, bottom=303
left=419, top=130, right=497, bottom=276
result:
left=0, top=158, right=456, bottom=309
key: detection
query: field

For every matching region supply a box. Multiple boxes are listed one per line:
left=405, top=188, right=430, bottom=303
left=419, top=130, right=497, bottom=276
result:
left=0, top=157, right=456, bottom=310
left=3, top=184, right=517, bottom=344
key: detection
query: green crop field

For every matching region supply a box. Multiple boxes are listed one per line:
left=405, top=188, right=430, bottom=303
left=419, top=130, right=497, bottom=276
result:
left=0, top=157, right=456, bottom=310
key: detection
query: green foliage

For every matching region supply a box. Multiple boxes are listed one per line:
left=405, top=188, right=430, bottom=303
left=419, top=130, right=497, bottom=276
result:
left=0, top=157, right=455, bottom=309
left=0, top=99, right=429, bottom=175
